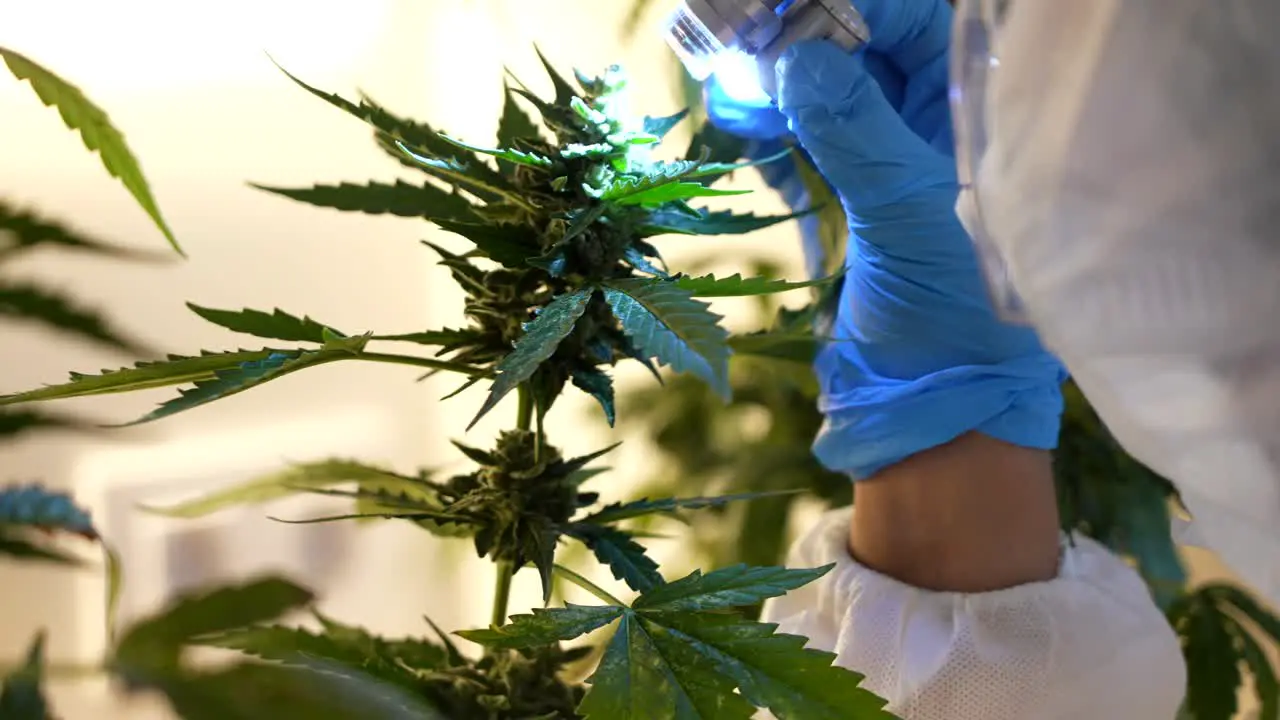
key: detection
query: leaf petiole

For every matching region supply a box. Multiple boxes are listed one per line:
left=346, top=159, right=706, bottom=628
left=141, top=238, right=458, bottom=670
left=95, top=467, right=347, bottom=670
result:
left=553, top=564, right=624, bottom=607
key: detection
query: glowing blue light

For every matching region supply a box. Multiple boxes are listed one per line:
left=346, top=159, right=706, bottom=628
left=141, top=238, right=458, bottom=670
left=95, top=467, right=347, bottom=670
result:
left=711, top=50, right=772, bottom=107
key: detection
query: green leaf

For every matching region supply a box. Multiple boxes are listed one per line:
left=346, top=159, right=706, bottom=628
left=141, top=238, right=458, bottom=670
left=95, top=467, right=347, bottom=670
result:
left=0, top=200, right=167, bottom=261
left=568, top=525, right=662, bottom=594
left=578, top=612, right=744, bottom=720
left=125, top=661, right=443, bottom=720
left=728, top=332, right=821, bottom=364
left=392, top=141, right=531, bottom=209
left=0, top=281, right=148, bottom=354
left=674, top=272, right=839, bottom=298
left=186, top=304, right=339, bottom=344
left=582, top=491, right=797, bottom=525
left=0, top=632, right=51, bottom=720
left=114, top=576, right=314, bottom=671
left=0, top=484, right=97, bottom=538
left=571, top=367, right=616, bottom=427
left=203, top=620, right=445, bottom=685
left=686, top=148, right=795, bottom=181
left=0, top=47, right=181, bottom=254
left=431, top=218, right=539, bottom=268
left=649, top=612, right=893, bottom=720
left=0, top=348, right=299, bottom=406
left=497, top=81, right=541, bottom=148
left=634, top=564, right=832, bottom=613
left=1223, top=612, right=1278, bottom=720
left=140, top=459, right=430, bottom=518
left=640, top=208, right=811, bottom=237
left=619, top=183, right=748, bottom=207
left=1210, top=584, right=1280, bottom=642
left=251, top=180, right=477, bottom=223
left=456, top=604, right=624, bottom=650
left=470, top=288, right=594, bottom=428
left=439, top=134, right=553, bottom=168
left=535, top=46, right=578, bottom=107
left=684, top=121, right=748, bottom=167
left=601, top=278, right=731, bottom=398
left=1176, top=592, right=1241, bottom=720
left=123, top=346, right=363, bottom=426
left=373, top=327, right=479, bottom=349
left=643, top=109, right=690, bottom=140
left=0, top=408, right=94, bottom=440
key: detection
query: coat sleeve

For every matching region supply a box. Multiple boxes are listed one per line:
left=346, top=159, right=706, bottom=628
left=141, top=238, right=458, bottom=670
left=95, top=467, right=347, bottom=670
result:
left=760, top=509, right=1186, bottom=720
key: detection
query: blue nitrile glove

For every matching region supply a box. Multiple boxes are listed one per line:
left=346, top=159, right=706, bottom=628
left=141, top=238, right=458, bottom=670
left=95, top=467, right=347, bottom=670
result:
left=706, top=0, right=1067, bottom=479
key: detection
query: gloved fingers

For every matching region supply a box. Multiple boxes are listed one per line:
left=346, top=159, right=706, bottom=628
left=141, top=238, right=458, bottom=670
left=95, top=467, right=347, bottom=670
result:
left=854, top=0, right=953, bottom=80
left=776, top=41, right=955, bottom=215
left=854, top=0, right=953, bottom=149
left=704, top=77, right=791, bottom=141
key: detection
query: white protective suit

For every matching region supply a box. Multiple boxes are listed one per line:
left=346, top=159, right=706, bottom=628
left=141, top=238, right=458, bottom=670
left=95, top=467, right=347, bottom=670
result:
left=763, top=0, right=1280, bottom=717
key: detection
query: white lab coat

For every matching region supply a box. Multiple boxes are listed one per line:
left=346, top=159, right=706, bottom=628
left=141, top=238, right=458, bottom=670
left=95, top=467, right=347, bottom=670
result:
left=761, top=509, right=1186, bottom=719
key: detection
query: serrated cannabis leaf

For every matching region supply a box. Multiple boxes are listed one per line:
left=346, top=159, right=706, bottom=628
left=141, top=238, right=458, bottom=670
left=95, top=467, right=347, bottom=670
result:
left=673, top=272, right=839, bottom=298
left=582, top=491, right=797, bottom=525
left=649, top=613, right=893, bottom=720
left=1223, top=612, right=1278, bottom=720
left=568, top=525, right=662, bottom=594
left=202, top=619, right=445, bottom=687
left=643, top=110, right=690, bottom=140
left=470, top=288, right=594, bottom=428
left=457, top=605, right=624, bottom=650
left=114, top=576, right=314, bottom=671
left=431, top=219, right=539, bottom=268
left=0, top=484, right=97, bottom=538
left=640, top=208, right=811, bottom=237
left=0, top=349, right=297, bottom=405
left=634, top=565, right=832, bottom=613
left=602, top=278, right=731, bottom=398
left=187, top=304, right=340, bottom=344
left=463, top=564, right=891, bottom=720
left=0, top=200, right=167, bottom=261
left=1, top=47, right=181, bottom=255
left=140, top=459, right=430, bottom=518
left=0, top=632, right=50, bottom=720
left=251, top=180, right=477, bottom=223
left=728, top=332, right=822, bottom=364
left=439, top=135, right=553, bottom=169
left=571, top=367, right=616, bottom=427
left=685, top=122, right=748, bottom=168
left=0, top=281, right=148, bottom=354
left=1175, top=592, right=1240, bottom=720
left=498, top=82, right=542, bottom=149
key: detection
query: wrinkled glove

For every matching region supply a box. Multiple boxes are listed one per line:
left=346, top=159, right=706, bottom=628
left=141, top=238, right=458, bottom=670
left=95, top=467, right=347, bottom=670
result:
left=706, top=0, right=1066, bottom=479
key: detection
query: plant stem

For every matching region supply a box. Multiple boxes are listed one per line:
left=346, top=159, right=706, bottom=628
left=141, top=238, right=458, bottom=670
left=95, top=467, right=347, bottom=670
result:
left=491, top=559, right=515, bottom=628
left=517, top=385, right=534, bottom=432
left=554, top=564, right=624, bottom=606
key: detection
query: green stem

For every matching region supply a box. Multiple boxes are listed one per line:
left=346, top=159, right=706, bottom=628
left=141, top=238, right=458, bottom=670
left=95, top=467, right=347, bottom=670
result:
left=356, top=352, right=490, bottom=378
left=517, top=385, right=534, bottom=432
left=491, top=559, right=515, bottom=628
left=554, top=564, right=624, bottom=607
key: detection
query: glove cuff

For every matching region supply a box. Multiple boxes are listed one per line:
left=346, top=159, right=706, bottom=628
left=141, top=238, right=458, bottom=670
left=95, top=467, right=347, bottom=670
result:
left=812, top=351, right=1066, bottom=480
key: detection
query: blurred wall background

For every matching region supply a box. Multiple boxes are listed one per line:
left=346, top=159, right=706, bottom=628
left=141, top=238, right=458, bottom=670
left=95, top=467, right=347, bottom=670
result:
left=0, top=1, right=1257, bottom=717
left=0, top=1, right=796, bottom=716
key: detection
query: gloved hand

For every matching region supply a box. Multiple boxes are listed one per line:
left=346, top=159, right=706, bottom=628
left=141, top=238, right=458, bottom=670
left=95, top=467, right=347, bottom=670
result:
left=706, top=0, right=1066, bottom=479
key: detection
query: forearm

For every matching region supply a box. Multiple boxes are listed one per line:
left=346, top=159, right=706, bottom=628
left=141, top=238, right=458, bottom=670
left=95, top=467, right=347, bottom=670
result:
left=848, top=432, right=1062, bottom=593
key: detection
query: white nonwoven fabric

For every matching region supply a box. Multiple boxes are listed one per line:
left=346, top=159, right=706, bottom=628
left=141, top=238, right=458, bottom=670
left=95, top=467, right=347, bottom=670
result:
left=968, top=0, right=1280, bottom=604
left=760, top=510, right=1186, bottom=719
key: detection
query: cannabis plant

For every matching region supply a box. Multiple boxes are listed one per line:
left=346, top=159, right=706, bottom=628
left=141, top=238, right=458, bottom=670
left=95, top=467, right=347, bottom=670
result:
left=0, top=52, right=898, bottom=718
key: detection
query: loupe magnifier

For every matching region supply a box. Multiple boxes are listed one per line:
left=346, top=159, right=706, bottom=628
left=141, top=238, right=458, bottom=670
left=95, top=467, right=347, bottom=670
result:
left=662, top=0, right=870, bottom=103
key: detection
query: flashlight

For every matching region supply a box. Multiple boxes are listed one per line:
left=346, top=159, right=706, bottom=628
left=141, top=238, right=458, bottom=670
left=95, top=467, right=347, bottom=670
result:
left=663, top=0, right=870, bottom=101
